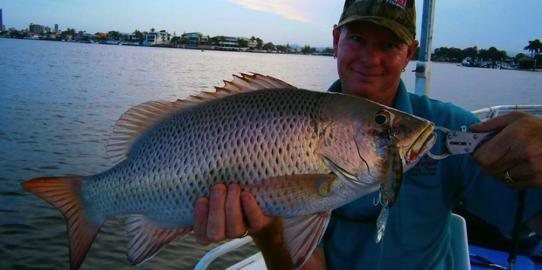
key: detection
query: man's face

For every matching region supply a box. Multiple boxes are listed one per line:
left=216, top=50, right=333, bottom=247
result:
left=333, top=21, right=418, bottom=106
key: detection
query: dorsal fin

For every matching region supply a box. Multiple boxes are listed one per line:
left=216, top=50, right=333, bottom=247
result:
left=187, top=72, right=297, bottom=103
left=217, top=72, right=297, bottom=92
left=106, top=73, right=297, bottom=163
left=106, top=100, right=187, bottom=163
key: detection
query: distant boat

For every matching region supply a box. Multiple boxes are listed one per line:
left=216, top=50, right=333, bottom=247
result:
left=104, top=40, right=120, bottom=45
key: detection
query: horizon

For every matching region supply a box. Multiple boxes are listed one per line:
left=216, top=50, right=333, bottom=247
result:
left=1, top=1, right=541, bottom=55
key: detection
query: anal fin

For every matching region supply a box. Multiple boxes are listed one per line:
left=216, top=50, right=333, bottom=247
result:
left=126, top=216, right=191, bottom=265
left=283, top=211, right=331, bottom=269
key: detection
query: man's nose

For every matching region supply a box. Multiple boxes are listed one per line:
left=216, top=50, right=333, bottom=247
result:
left=360, top=45, right=380, bottom=66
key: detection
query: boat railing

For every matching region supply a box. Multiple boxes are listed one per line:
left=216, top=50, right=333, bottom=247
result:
left=193, top=236, right=264, bottom=270
left=473, top=104, right=542, bottom=120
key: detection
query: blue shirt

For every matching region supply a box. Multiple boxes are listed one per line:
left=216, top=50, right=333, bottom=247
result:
left=323, top=80, right=542, bottom=270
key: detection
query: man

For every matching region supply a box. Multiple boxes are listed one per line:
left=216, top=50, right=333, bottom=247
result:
left=194, top=0, right=542, bottom=269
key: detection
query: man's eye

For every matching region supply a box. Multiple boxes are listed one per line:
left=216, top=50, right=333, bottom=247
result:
left=348, top=35, right=362, bottom=43
left=383, top=43, right=400, bottom=50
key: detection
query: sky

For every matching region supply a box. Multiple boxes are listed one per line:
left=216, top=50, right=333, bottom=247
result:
left=1, top=0, right=541, bottom=55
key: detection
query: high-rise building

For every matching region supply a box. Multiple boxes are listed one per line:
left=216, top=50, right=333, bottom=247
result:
left=29, top=23, right=46, bottom=34
left=0, top=9, right=4, bottom=31
left=54, top=24, right=59, bottom=33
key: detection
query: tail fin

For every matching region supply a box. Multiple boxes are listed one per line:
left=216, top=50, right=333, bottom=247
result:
left=22, top=176, right=103, bottom=270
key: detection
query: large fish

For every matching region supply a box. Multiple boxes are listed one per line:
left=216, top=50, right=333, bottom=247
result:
left=23, top=73, right=435, bottom=269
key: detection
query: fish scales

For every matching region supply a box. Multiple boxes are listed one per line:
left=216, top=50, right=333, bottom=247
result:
left=83, top=89, right=331, bottom=225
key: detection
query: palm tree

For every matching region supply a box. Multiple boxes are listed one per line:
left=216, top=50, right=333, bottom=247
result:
left=524, top=39, right=542, bottom=69
left=132, top=30, right=144, bottom=41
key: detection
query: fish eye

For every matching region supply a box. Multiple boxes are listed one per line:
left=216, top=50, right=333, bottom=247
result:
left=374, top=111, right=390, bottom=125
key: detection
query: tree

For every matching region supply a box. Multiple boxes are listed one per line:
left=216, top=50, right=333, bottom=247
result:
left=321, top=47, right=335, bottom=56
left=64, top=28, right=76, bottom=36
left=262, top=42, right=276, bottom=51
left=132, top=30, right=144, bottom=41
left=463, top=46, right=478, bottom=59
left=301, top=45, right=316, bottom=55
left=524, top=39, right=541, bottom=58
left=432, top=47, right=463, bottom=62
left=275, top=45, right=290, bottom=53
left=478, top=49, right=489, bottom=61
left=238, top=38, right=249, bottom=48
left=515, top=53, right=527, bottom=60
left=107, top=30, right=121, bottom=40
left=487, top=46, right=505, bottom=64
left=93, top=32, right=107, bottom=41
left=61, top=28, right=76, bottom=41
left=524, top=39, right=541, bottom=68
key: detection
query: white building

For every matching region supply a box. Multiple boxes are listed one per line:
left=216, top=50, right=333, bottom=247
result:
left=143, top=30, right=171, bottom=46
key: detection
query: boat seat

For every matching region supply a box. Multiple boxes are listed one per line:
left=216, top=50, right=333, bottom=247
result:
left=450, top=213, right=471, bottom=270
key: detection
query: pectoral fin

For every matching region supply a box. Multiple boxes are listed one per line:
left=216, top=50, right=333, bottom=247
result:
left=282, top=211, right=331, bottom=269
left=321, top=156, right=358, bottom=183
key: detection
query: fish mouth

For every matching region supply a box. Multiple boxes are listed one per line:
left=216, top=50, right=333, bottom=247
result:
left=404, top=124, right=436, bottom=169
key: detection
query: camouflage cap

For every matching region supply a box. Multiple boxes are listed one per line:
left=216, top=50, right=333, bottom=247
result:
left=336, top=0, right=416, bottom=44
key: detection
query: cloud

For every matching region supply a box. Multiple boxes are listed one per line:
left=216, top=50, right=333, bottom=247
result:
left=228, top=0, right=312, bottom=22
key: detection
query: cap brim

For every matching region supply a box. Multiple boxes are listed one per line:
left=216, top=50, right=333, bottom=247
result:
left=336, top=16, right=413, bottom=44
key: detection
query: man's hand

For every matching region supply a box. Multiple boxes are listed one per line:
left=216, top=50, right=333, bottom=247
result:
left=193, top=183, right=275, bottom=245
left=471, top=112, right=542, bottom=188
left=193, top=183, right=326, bottom=269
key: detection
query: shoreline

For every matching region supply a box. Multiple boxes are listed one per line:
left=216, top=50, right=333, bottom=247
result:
left=0, top=36, right=335, bottom=57
left=2, top=37, right=540, bottom=71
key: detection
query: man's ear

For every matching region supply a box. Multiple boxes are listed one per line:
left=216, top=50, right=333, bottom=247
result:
left=332, top=26, right=341, bottom=52
left=406, top=40, right=419, bottom=61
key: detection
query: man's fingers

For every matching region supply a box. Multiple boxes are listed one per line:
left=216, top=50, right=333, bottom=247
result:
left=507, top=161, right=541, bottom=189
left=206, top=183, right=227, bottom=242
left=194, top=184, right=276, bottom=245
left=193, top=197, right=210, bottom=245
left=241, top=191, right=271, bottom=232
left=471, top=130, right=511, bottom=172
left=225, top=183, right=247, bottom=238
left=470, top=111, right=526, bottom=132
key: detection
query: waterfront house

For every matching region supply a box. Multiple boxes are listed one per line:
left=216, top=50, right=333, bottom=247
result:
left=181, top=32, right=210, bottom=49
left=143, top=30, right=171, bottom=46
left=213, top=36, right=240, bottom=50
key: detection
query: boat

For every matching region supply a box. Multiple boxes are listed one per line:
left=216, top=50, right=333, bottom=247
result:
left=194, top=0, right=542, bottom=269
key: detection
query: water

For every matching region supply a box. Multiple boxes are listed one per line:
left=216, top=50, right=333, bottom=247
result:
left=0, top=38, right=541, bottom=270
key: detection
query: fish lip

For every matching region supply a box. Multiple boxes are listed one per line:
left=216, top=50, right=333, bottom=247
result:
left=404, top=124, right=436, bottom=166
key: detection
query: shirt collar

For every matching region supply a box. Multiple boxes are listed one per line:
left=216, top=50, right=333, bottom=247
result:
left=327, top=79, right=413, bottom=113
left=393, top=80, right=413, bottom=114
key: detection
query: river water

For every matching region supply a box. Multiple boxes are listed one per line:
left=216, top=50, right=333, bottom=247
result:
left=0, top=38, right=541, bottom=270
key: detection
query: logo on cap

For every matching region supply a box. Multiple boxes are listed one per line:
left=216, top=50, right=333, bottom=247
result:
left=386, top=0, right=408, bottom=10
